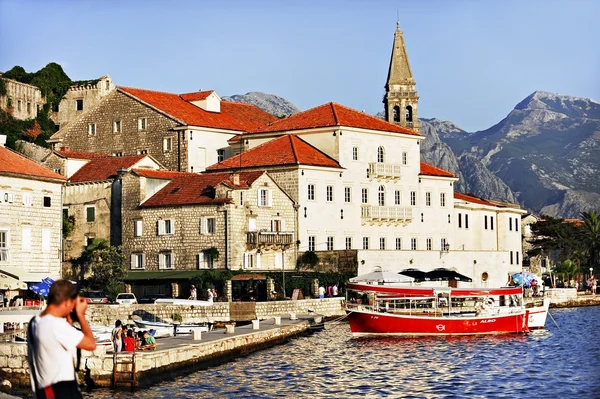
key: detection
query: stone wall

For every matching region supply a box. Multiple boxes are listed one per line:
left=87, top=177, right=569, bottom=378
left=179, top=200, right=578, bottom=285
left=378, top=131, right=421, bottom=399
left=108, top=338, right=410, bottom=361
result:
left=56, top=90, right=181, bottom=170
left=54, top=76, right=114, bottom=129
left=0, top=78, right=44, bottom=121
left=546, top=288, right=578, bottom=304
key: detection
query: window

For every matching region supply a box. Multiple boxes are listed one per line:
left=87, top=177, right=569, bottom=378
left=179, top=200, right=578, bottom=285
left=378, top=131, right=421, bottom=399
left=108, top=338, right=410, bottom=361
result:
left=441, top=238, right=447, bottom=251
left=344, top=187, right=351, bottom=203
left=362, top=237, right=369, bottom=250
left=465, top=214, right=469, bottom=229
left=515, top=218, right=519, bottom=232
left=411, top=238, right=417, bottom=250
left=27, top=102, right=31, bottom=114
left=378, top=186, right=385, bottom=206
left=163, top=137, right=173, bottom=152
left=86, top=206, right=95, bottom=222
left=361, top=188, right=368, bottom=204
left=134, top=220, right=143, bottom=237
left=380, top=237, right=386, bottom=250
left=345, top=237, right=352, bottom=250
left=509, top=218, right=512, bottom=231
left=308, top=236, right=316, bottom=252
left=22, top=194, right=32, bottom=206
left=17, top=100, right=22, bottom=111
left=243, top=252, right=259, bottom=269
left=395, top=237, right=402, bottom=250
left=516, top=251, right=520, bottom=265
left=326, top=186, right=333, bottom=202
left=271, top=219, right=284, bottom=232
left=76, top=99, right=83, bottom=111
left=0, top=231, right=7, bottom=261
left=112, top=152, right=123, bottom=157
left=448, top=214, right=451, bottom=224
left=113, top=120, right=122, bottom=133
left=42, top=229, right=50, bottom=252
left=136, top=149, right=148, bottom=155
left=393, top=105, right=400, bottom=122
left=377, top=146, right=385, bottom=163
left=22, top=228, right=31, bottom=251
left=258, top=188, right=272, bottom=207
left=138, top=118, right=147, bottom=130
left=402, top=152, right=408, bottom=165
left=240, top=192, right=244, bottom=206
left=484, top=216, right=488, bottom=230
left=307, top=184, right=315, bottom=201
left=159, top=251, right=173, bottom=269
left=425, top=192, right=431, bottom=206
left=410, top=191, right=416, bottom=206
left=458, top=213, right=462, bottom=228
left=395, top=190, right=401, bottom=205
left=426, top=238, right=433, bottom=251
left=327, top=236, right=334, bottom=251
left=43, top=196, right=51, bottom=207
left=198, top=252, right=215, bottom=269
left=217, top=149, right=225, bottom=162
left=200, top=217, right=216, bottom=234
left=158, top=219, right=175, bottom=235
left=352, top=147, right=358, bottom=161
left=440, top=192, right=446, bottom=207
left=88, top=123, right=96, bottom=136
left=131, top=253, right=145, bottom=269
left=510, top=251, right=513, bottom=265
left=491, top=217, right=494, bottom=230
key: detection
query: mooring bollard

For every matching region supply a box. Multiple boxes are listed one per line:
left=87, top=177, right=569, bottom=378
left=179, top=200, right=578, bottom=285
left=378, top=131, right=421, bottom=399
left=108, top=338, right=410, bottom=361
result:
left=192, top=328, right=202, bottom=341
left=290, top=312, right=297, bottom=320
left=252, top=320, right=260, bottom=330
left=274, top=316, right=281, bottom=325
left=313, top=316, right=323, bottom=324
left=225, top=324, right=235, bottom=334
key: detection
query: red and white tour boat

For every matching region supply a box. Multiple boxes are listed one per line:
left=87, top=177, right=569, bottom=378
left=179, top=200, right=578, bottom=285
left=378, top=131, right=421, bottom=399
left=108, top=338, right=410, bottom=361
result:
left=345, top=283, right=529, bottom=337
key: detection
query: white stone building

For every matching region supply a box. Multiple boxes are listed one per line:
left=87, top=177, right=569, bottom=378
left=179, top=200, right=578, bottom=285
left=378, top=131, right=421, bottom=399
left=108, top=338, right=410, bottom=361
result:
left=0, top=135, right=66, bottom=288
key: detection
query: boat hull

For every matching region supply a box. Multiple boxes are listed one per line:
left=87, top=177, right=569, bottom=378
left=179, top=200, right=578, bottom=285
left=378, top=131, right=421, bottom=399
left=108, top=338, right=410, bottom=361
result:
left=526, top=298, right=551, bottom=329
left=347, top=310, right=527, bottom=337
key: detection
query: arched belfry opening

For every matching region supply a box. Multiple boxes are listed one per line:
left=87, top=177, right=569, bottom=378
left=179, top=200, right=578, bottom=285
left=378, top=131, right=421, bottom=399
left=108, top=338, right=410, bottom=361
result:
left=393, top=106, right=401, bottom=122
left=405, top=105, right=413, bottom=122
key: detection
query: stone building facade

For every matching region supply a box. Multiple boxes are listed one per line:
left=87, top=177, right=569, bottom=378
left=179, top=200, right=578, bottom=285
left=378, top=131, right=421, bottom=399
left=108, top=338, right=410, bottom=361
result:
left=0, top=77, right=45, bottom=120
left=121, top=171, right=297, bottom=282
left=53, top=75, right=114, bottom=130
left=0, top=136, right=65, bottom=285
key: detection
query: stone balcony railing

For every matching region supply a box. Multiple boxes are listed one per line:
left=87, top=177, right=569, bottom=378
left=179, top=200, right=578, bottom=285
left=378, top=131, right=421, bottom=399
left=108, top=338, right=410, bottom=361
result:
left=361, top=205, right=412, bottom=221
left=246, top=231, right=294, bottom=246
left=368, top=162, right=401, bottom=179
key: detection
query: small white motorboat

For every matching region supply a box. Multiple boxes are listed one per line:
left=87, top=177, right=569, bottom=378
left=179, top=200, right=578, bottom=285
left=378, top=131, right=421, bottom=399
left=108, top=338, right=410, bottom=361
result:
left=133, top=319, right=209, bottom=334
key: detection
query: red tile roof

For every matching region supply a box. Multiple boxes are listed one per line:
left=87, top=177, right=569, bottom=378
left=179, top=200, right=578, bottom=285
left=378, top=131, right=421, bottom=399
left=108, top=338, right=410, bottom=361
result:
left=69, top=155, right=146, bottom=183
left=118, top=87, right=274, bottom=132
left=419, top=162, right=455, bottom=178
left=206, top=135, right=342, bottom=171
left=248, top=102, right=420, bottom=136
left=54, top=150, right=109, bottom=160
left=179, top=90, right=214, bottom=101
left=220, top=102, right=278, bottom=130
left=132, top=169, right=189, bottom=179
left=0, top=146, right=66, bottom=182
left=454, top=192, right=499, bottom=207
left=141, top=171, right=265, bottom=207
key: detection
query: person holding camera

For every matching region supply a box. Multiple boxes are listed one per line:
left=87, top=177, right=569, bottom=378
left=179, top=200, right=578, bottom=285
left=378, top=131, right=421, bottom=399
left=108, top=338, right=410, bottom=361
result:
left=27, top=279, right=96, bottom=399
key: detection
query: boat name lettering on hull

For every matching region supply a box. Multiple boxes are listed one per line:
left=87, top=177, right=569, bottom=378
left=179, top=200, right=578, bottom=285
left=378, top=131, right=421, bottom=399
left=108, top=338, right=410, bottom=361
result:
left=479, top=319, right=496, bottom=323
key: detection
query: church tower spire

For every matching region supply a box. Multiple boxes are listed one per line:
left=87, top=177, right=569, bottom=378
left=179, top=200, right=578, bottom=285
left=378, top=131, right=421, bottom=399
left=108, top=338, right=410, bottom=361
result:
left=384, top=22, right=420, bottom=133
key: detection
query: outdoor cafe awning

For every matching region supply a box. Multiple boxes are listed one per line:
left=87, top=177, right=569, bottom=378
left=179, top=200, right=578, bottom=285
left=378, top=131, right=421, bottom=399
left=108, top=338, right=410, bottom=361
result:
left=0, top=272, right=28, bottom=290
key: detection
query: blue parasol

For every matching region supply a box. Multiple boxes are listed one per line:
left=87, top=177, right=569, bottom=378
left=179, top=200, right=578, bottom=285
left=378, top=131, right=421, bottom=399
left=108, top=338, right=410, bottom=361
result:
left=511, top=272, right=539, bottom=288
left=29, top=278, right=54, bottom=297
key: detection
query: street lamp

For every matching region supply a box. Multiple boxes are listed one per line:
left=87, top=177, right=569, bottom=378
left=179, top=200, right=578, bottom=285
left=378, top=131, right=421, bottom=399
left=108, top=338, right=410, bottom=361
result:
left=590, top=267, right=593, bottom=278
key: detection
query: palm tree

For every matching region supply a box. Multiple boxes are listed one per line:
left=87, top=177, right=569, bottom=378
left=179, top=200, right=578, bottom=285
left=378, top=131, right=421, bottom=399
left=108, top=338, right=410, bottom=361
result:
left=581, top=211, right=600, bottom=274
left=554, top=259, right=578, bottom=283
left=73, top=238, right=110, bottom=282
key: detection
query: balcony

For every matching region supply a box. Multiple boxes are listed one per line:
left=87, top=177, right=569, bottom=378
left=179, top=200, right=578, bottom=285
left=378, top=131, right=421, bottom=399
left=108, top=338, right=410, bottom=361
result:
left=368, top=162, right=402, bottom=179
left=361, top=205, right=412, bottom=222
left=247, top=231, right=294, bottom=247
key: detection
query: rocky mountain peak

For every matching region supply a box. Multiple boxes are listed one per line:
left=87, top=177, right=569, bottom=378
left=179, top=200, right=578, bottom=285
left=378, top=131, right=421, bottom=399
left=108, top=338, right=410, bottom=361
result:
left=222, top=92, right=300, bottom=117
left=514, top=91, right=600, bottom=119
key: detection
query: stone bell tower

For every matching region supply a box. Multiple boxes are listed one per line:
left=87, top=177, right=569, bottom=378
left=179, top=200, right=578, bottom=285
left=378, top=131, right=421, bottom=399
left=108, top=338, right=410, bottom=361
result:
left=383, top=21, right=420, bottom=133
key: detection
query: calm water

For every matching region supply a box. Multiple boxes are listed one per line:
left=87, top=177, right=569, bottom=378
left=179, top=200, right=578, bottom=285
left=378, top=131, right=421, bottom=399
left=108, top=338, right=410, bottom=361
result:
left=86, top=306, right=599, bottom=399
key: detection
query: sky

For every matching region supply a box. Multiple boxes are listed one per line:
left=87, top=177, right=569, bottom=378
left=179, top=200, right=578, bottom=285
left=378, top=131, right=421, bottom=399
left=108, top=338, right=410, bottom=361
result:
left=1, top=0, right=599, bottom=132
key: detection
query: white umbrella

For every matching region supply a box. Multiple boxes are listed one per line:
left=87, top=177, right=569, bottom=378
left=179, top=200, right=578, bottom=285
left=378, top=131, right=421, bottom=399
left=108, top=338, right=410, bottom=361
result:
left=0, top=273, right=27, bottom=290
left=350, top=270, right=414, bottom=284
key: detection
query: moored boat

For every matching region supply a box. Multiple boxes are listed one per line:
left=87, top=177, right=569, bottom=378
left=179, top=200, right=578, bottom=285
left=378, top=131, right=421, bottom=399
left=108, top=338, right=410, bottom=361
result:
left=133, top=319, right=210, bottom=335
left=345, top=283, right=528, bottom=337
left=525, top=297, right=551, bottom=329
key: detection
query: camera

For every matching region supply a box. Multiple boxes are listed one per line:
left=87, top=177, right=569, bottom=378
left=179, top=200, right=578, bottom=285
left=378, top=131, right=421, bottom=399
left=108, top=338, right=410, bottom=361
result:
left=70, top=308, right=79, bottom=323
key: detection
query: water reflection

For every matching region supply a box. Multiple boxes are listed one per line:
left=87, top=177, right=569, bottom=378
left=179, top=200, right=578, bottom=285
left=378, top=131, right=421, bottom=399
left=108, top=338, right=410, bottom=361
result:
left=88, top=306, right=600, bottom=399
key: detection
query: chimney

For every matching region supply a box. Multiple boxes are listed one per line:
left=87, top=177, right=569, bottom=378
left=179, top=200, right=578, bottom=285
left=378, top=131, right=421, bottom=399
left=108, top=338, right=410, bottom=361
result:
left=230, top=173, right=240, bottom=186
left=0, top=135, right=6, bottom=147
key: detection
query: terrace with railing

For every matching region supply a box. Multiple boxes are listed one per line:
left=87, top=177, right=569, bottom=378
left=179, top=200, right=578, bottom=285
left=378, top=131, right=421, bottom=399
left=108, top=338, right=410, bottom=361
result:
left=361, top=205, right=412, bottom=222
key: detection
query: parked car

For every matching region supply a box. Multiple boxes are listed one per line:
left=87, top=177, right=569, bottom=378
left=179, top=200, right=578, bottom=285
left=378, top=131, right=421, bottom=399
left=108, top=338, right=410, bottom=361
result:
left=115, top=293, right=137, bottom=305
left=80, top=290, right=109, bottom=304
left=139, top=293, right=172, bottom=304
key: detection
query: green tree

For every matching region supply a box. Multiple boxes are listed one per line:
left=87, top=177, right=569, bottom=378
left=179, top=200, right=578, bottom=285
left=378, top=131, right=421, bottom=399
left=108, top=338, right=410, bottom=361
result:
left=72, top=238, right=110, bottom=282
left=527, top=216, right=583, bottom=264
left=553, top=259, right=578, bottom=282
left=581, top=210, right=600, bottom=273
left=88, top=245, right=127, bottom=301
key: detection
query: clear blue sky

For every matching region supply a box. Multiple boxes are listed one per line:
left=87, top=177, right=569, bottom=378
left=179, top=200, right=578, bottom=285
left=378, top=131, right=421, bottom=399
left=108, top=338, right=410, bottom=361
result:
left=1, top=0, right=598, bottom=132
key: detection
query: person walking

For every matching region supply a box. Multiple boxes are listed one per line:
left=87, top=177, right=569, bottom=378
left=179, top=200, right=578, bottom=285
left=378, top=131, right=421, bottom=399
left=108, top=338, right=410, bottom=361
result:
left=189, top=285, right=197, bottom=300
left=207, top=288, right=214, bottom=303
left=27, top=279, right=96, bottom=399
left=318, top=286, right=325, bottom=299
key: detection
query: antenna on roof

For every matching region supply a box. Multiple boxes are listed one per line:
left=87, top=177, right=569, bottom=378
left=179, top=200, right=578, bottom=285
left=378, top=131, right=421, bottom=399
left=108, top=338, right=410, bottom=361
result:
left=396, top=10, right=400, bottom=30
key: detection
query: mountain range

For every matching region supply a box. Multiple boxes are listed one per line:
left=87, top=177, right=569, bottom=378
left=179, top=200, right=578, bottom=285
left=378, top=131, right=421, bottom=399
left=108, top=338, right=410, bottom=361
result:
left=228, top=91, right=600, bottom=218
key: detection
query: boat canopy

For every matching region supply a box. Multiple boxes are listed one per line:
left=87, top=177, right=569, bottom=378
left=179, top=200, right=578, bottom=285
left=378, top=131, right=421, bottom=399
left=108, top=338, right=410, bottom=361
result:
left=346, top=283, right=523, bottom=297
left=349, top=270, right=414, bottom=284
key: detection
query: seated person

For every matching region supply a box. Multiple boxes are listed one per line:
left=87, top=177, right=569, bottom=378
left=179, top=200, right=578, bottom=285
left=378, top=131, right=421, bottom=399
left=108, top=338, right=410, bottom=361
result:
left=123, top=329, right=136, bottom=352
left=136, top=331, right=144, bottom=350
left=142, top=331, right=156, bottom=350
